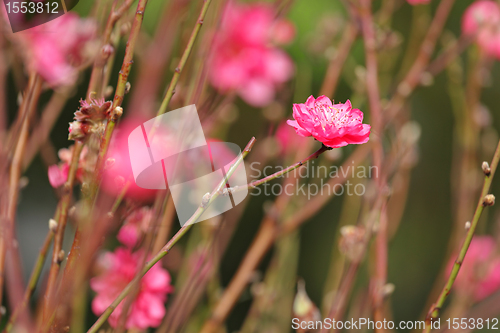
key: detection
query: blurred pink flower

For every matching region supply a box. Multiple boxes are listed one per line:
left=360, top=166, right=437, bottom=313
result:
left=449, top=236, right=500, bottom=301
left=209, top=1, right=294, bottom=107
left=91, top=247, right=174, bottom=329
left=406, top=0, right=430, bottom=5
left=47, top=164, right=69, bottom=188
left=275, top=121, right=309, bottom=156
left=101, top=118, right=158, bottom=202
left=117, top=207, right=155, bottom=248
left=462, top=0, right=500, bottom=59
left=287, top=96, right=371, bottom=148
left=48, top=145, right=89, bottom=188
left=18, top=13, right=96, bottom=87
left=271, top=20, right=296, bottom=45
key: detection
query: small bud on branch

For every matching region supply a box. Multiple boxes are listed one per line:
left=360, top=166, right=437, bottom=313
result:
left=49, top=219, right=58, bottom=233
left=483, top=194, right=496, bottom=206
left=483, top=161, right=491, bottom=176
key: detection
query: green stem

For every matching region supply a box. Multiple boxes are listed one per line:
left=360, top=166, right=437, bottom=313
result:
left=110, top=181, right=130, bottom=215
left=156, top=0, right=212, bottom=117
left=424, top=139, right=500, bottom=332
left=86, top=137, right=256, bottom=333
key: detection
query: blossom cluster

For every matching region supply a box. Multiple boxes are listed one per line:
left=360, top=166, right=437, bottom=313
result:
left=32, top=0, right=500, bottom=330
left=68, top=98, right=112, bottom=141
left=208, top=1, right=295, bottom=106
left=17, top=13, right=97, bottom=87
left=90, top=208, right=173, bottom=329
left=462, top=0, right=500, bottom=59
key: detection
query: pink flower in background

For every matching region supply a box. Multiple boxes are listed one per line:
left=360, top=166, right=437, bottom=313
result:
left=287, top=96, right=371, bottom=148
left=48, top=146, right=89, bottom=188
left=449, top=236, right=500, bottom=301
left=209, top=1, right=294, bottom=107
left=117, top=208, right=155, bottom=248
left=18, top=13, right=97, bottom=87
left=48, top=164, right=69, bottom=188
left=91, top=247, right=174, bottom=329
left=406, top=0, right=430, bottom=5
left=275, top=121, right=309, bottom=156
left=101, top=119, right=158, bottom=202
left=462, top=0, right=500, bottom=59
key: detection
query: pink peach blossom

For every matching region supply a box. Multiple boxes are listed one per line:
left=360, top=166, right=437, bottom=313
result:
left=90, top=247, right=174, bottom=329
left=18, top=13, right=96, bottom=87
left=287, top=96, right=371, bottom=148
left=449, top=236, right=500, bottom=301
left=208, top=1, right=294, bottom=107
left=117, top=208, right=155, bottom=248
left=462, top=1, right=500, bottom=59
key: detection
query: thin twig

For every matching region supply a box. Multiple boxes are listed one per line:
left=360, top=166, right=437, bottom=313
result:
left=426, top=36, right=473, bottom=77
left=2, top=211, right=58, bottom=333
left=319, top=21, right=358, bottom=97
left=44, top=142, right=84, bottom=313
left=386, top=0, right=456, bottom=119
left=22, top=90, right=71, bottom=170
left=156, top=0, right=212, bottom=117
left=358, top=0, right=388, bottom=327
left=280, top=144, right=371, bottom=234
left=87, top=137, right=256, bottom=333
left=0, top=73, right=41, bottom=324
left=423, top=140, right=500, bottom=332
left=88, top=0, right=150, bottom=202
left=127, top=0, right=189, bottom=117
left=87, top=0, right=137, bottom=96
left=321, top=198, right=386, bottom=333
left=199, top=145, right=370, bottom=333
left=229, top=145, right=330, bottom=193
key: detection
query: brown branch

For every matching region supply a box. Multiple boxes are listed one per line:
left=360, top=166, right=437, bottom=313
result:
left=319, top=21, right=358, bottom=97
left=386, top=0, right=456, bottom=119
left=0, top=73, right=42, bottom=324
left=320, top=199, right=386, bottom=333
left=199, top=145, right=371, bottom=333
left=87, top=0, right=137, bottom=97
left=22, top=90, right=71, bottom=170
left=43, top=141, right=84, bottom=316
left=358, top=0, right=389, bottom=329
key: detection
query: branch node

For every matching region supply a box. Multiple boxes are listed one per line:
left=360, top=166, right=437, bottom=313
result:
left=201, top=192, right=211, bottom=207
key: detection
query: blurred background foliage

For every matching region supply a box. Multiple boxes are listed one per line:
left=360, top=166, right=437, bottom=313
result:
left=10, top=0, right=500, bottom=331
